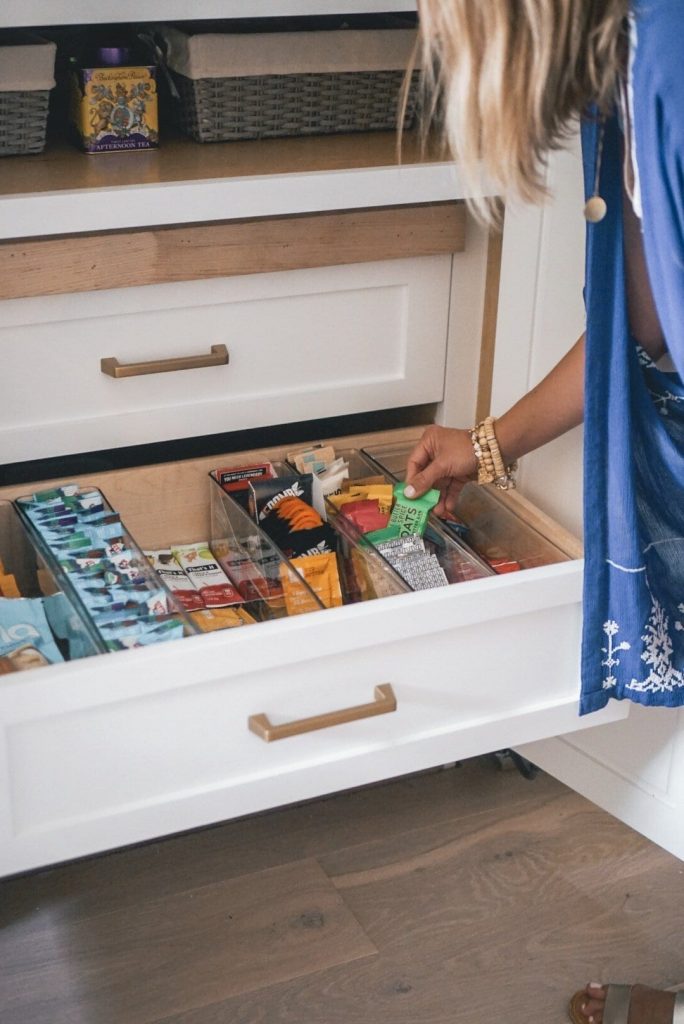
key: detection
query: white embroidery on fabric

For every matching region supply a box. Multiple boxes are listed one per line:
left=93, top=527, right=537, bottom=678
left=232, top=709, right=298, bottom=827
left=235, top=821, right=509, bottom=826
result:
left=637, top=346, right=655, bottom=368
left=606, top=559, right=646, bottom=573
left=627, top=596, right=684, bottom=693
left=648, top=387, right=684, bottom=417
left=601, top=620, right=631, bottom=690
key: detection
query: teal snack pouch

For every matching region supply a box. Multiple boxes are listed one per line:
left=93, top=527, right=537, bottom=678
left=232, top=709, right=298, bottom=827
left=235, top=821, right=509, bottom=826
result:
left=42, top=592, right=95, bottom=661
left=104, top=618, right=185, bottom=650
left=388, top=483, right=440, bottom=537
left=0, top=597, right=63, bottom=664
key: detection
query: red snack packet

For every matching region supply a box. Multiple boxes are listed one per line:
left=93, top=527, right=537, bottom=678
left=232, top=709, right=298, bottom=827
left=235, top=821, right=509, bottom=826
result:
left=340, top=499, right=390, bottom=535
left=489, top=557, right=522, bottom=574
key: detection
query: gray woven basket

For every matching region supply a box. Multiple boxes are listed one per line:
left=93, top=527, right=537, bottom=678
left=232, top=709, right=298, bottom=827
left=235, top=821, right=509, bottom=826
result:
left=172, top=69, right=420, bottom=143
left=0, top=89, right=50, bottom=155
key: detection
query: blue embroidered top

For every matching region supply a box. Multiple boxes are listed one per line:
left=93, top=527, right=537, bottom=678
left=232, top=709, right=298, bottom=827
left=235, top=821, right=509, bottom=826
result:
left=580, top=0, right=684, bottom=713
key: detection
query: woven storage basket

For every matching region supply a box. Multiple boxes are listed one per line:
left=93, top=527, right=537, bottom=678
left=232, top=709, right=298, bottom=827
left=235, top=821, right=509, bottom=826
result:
left=0, top=90, right=51, bottom=155
left=0, top=32, right=56, bottom=156
left=160, top=21, right=420, bottom=143
left=173, top=69, right=420, bottom=143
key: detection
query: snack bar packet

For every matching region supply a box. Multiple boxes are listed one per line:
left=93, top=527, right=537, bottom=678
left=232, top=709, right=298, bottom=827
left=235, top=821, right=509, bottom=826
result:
left=346, top=483, right=394, bottom=516
left=280, top=551, right=342, bottom=615
left=250, top=473, right=327, bottom=520
left=250, top=475, right=314, bottom=522
left=213, top=462, right=275, bottom=510
left=488, top=556, right=522, bottom=574
left=316, top=457, right=349, bottom=497
left=343, top=474, right=386, bottom=491
left=191, top=607, right=257, bottom=632
left=103, top=616, right=186, bottom=650
left=292, top=551, right=343, bottom=610
left=42, top=592, right=93, bottom=661
left=0, top=643, right=51, bottom=673
left=443, top=518, right=470, bottom=539
left=0, top=573, right=20, bottom=598
left=171, top=543, right=243, bottom=607
left=251, top=476, right=336, bottom=560
left=215, top=545, right=280, bottom=602
left=0, top=596, right=63, bottom=664
left=287, top=445, right=337, bottom=475
left=145, top=549, right=205, bottom=611
left=375, top=536, right=449, bottom=591
left=349, top=546, right=404, bottom=600
left=388, top=483, right=440, bottom=537
left=479, top=544, right=522, bottom=574
left=339, top=499, right=389, bottom=535
left=327, top=491, right=363, bottom=511
left=18, top=484, right=187, bottom=651
left=375, top=534, right=427, bottom=557
left=364, top=523, right=402, bottom=545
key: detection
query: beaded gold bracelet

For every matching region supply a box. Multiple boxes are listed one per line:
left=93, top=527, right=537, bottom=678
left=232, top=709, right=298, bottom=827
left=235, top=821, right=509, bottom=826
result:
left=469, top=416, right=517, bottom=490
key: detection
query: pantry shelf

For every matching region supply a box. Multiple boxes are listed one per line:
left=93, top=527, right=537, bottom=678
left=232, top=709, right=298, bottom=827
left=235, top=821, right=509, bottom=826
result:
left=0, top=0, right=417, bottom=29
left=0, top=132, right=464, bottom=240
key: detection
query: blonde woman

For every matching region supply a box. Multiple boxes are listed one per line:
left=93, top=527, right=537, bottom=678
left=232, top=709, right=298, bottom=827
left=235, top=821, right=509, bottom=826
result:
left=405, top=3, right=684, bottom=1023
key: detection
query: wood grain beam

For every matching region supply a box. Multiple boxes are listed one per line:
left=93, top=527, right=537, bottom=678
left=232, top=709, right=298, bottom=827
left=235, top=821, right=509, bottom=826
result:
left=0, top=202, right=465, bottom=301
left=475, top=205, right=504, bottom=423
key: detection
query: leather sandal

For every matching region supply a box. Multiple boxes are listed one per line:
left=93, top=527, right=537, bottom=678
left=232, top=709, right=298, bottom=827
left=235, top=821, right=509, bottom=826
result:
left=568, top=984, right=684, bottom=1024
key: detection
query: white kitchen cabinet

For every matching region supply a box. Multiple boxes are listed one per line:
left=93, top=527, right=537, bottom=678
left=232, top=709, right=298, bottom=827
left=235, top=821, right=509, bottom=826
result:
left=0, top=257, right=453, bottom=462
left=0, top=3, right=680, bottom=877
left=0, top=1, right=418, bottom=30
left=0, top=428, right=627, bottom=876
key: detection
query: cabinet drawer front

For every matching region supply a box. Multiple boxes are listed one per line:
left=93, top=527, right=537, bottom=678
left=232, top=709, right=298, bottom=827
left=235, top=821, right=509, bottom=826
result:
left=0, top=257, right=450, bottom=464
left=0, top=563, right=627, bottom=877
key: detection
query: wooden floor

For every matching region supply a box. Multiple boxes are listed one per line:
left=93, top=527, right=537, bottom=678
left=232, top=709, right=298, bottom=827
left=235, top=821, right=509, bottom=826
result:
left=2, top=757, right=684, bottom=1024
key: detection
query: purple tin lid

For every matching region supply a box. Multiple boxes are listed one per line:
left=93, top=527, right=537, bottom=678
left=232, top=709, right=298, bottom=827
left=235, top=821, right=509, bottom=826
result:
left=96, top=45, right=130, bottom=67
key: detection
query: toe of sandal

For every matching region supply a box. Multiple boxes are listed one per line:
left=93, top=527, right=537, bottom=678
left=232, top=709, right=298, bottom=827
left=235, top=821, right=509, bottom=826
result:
left=568, top=984, right=631, bottom=1024
left=569, top=984, right=684, bottom=1024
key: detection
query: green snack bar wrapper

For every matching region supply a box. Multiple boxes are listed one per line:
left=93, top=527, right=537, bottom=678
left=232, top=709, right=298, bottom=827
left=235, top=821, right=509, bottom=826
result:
left=388, top=483, right=440, bottom=537
left=362, top=524, right=402, bottom=546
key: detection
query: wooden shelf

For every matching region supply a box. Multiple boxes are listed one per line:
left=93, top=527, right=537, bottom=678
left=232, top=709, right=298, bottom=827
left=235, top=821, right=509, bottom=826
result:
left=1, top=0, right=417, bottom=29
left=1, top=132, right=441, bottom=197
left=0, top=132, right=463, bottom=240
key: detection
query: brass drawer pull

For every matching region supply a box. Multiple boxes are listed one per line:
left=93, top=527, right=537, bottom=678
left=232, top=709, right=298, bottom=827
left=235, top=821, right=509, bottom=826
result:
left=248, top=683, right=397, bottom=743
left=101, top=344, right=229, bottom=378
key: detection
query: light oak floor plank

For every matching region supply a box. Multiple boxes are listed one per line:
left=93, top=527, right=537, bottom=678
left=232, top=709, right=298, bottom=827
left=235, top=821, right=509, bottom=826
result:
left=0, top=759, right=561, bottom=925
left=1, top=858, right=376, bottom=1024
left=2, top=758, right=683, bottom=1024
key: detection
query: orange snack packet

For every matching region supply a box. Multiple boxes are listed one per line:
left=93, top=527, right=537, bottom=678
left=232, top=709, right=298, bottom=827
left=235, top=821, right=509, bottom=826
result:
left=191, top=607, right=257, bottom=632
left=281, top=551, right=343, bottom=615
left=0, top=573, right=20, bottom=598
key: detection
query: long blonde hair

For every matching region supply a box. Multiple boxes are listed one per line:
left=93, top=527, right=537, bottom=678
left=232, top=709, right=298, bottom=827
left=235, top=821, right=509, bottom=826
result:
left=416, top=0, right=628, bottom=215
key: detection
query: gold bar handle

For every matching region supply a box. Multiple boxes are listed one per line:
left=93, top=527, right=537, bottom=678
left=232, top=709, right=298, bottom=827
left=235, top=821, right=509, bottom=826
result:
left=101, top=344, right=229, bottom=379
left=248, top=683, right=397, bottom=743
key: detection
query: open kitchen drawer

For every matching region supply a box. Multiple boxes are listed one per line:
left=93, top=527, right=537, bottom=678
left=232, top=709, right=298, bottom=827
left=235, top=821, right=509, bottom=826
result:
left=0, top=424, right=628, bottom=877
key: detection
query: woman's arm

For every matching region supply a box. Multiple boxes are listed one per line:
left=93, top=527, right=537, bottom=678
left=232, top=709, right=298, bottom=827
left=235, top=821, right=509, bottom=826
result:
left=405, top=333, right=585, bottom=516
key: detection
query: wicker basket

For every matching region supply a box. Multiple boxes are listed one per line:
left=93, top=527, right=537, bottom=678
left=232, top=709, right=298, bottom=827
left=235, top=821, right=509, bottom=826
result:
left=0, top=90, right=51, bottom=155
left=160, top=21, right=420, bottom=144
left=172, top=69, right=420, bottom=143
left=0, top=32, right=56, bottom=156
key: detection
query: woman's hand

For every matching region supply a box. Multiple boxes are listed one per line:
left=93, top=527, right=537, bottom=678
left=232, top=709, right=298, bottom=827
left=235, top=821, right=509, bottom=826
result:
left=404, top=425, right=478, bottom=518
left=404, top=335, right=587, bottom=518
